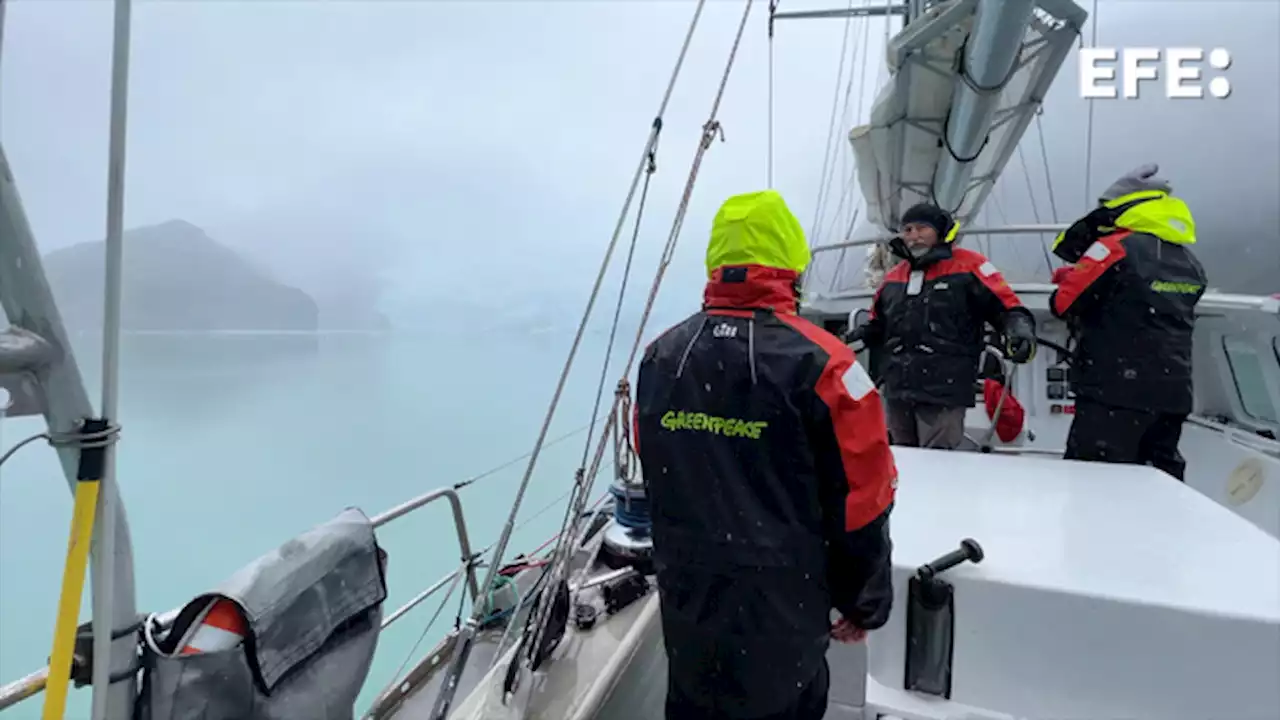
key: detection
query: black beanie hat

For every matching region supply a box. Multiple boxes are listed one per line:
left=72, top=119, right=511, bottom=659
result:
left=901, top=203, right=954, bottom=241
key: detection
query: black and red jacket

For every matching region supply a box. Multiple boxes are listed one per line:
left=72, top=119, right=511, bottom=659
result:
left=860, top=242, right=1034, bottom=407
left=635, top=264, right=897, bottom=716
left=1050, top=229, right=1206, bottom=414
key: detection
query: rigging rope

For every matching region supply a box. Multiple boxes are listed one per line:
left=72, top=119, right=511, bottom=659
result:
left=424, top=4, right=709, bottom=716
left=818, top=11, right=870, bottom=244
left=519, top=0, right=758, bottom=685
left=808, top=0, right=856, bottom=244
left=1035, top=113, right=1060, bottom=223
left=1082, top=0, right=1100, bottom=206
left=767, top=0, right=779, bottom=187
left=1017, top=143, right=1054, bottom=273
left=990, top=187, right=1030, bottom=271
left=579, top=147, right=656, bottom=473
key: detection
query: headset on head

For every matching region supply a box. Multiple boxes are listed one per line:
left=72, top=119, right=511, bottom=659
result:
left=900, top=212, right=960, bottom=244
left=941, top=219, right=960, bottom=244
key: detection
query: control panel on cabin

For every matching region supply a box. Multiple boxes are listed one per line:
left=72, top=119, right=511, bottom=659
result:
left=1045, top=364, right=1076, bottom=416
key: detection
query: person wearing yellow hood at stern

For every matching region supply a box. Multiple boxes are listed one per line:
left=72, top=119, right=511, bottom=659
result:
left=1049, top=163, right=1207, bottom=481
left=634, top=189, right=898, bottom=720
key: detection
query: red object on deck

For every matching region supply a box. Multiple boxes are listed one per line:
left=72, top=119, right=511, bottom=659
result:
left=982, top=378, right=1026, bottom=443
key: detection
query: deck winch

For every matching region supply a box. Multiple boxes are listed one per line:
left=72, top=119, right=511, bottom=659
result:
left=600, top=479, right=654, bottom=574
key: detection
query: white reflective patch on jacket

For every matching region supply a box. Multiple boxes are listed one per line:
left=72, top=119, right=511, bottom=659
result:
left=1085, top=241, right=1111, bottom=262
left=842, top=361, right=875, bottom=401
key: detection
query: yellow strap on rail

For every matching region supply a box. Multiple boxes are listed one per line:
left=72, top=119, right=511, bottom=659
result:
left=41, top=476, right=100, bottom=720
left=41, top=417, right=115, bottom=720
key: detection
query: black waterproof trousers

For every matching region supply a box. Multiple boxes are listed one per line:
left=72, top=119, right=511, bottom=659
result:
left=665, top=657, right=830, bottom=720
left=1064, top=399, right=1187, bottom=480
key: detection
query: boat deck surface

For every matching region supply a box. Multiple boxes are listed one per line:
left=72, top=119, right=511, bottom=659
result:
left=385, top=574, right=663, bottom=720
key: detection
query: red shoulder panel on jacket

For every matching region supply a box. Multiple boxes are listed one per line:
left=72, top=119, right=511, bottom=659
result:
left=949, top=247, right=1022, bottom=310
left=775, top=314, right=897, bottom=530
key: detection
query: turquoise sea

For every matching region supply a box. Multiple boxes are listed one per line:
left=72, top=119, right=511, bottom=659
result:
left=0, top=327, right=630, bottom=718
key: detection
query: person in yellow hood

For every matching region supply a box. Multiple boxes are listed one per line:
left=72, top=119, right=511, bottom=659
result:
left=1049, top=163, right=1207, bottom=480
left=634, top=190, right=897, bottom=719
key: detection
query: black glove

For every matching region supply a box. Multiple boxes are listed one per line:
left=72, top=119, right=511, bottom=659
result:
left=1004, top=312, right=1036, bottom=364
left=844, top=324, right=867, bottom=345
left=1007, top=335, right=1035, bottom=365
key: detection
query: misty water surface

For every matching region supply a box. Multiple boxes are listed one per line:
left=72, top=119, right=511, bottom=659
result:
left=0, top=328, right=630, bottom=716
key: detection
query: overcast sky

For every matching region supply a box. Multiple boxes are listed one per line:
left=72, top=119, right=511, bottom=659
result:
left=1, top=0, right=1276, bottom=326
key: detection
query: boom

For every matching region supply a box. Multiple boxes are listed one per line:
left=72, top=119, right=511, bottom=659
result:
left=849, top=0, right=1087, bottom=230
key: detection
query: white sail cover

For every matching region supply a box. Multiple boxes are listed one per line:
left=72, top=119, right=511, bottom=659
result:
left=806, top=0, right=1087, bottom=298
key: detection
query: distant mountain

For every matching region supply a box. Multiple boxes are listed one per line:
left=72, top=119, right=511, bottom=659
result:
left=209, top=215, right=395, bottom=332
left=43, top=220, right=319, bottom=332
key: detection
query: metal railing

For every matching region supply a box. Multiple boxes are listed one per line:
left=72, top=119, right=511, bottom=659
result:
left=0, top=485, right=482, bottom=712
left=371, top=487, right=481, bottom=602
left=809, top=223, right=1071, bottom=256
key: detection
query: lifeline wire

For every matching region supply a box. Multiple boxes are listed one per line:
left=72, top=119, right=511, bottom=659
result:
left=372, top=568, right=465, bottom=708
left=523, top=0, right=758, bottom=674
left=424, top=10, right=711, bottom=716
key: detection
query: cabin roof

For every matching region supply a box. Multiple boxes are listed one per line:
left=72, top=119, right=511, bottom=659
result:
left=891, top=448, right=1280, bottom=621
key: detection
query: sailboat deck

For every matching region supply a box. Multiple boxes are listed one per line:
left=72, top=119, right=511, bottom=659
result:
left=383, top=567, right=666, bottom=720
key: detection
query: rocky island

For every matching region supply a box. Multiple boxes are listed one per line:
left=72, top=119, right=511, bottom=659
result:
left=42, top=220, right=320, bottom=332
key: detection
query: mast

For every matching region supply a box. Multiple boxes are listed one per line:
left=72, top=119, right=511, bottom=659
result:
left=0, top=1, right=139, bottom=717
left=91, top=0, right=134, bottom=717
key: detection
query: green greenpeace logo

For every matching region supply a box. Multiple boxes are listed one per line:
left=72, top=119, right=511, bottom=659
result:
left=1150, top=280, right=1202, bottom=294
left=660, top=410, right=768, bottom=440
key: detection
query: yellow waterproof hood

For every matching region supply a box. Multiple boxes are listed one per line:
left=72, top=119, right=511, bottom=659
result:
left=1052, top=189, right=1197, bottom=255
left=1105, top=190, right=1197, bottom=245
left=705, top=190, right=810, bottom=276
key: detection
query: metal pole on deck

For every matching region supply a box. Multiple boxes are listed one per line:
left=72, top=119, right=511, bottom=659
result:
left=91, top=0, right=132, bottom=718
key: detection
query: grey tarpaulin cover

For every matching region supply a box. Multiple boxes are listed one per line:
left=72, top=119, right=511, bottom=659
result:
left=136, top=507, right=388, bottom=720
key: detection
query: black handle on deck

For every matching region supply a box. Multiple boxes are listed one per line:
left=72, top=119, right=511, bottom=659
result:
left=916, top=538, right=984, bottom=581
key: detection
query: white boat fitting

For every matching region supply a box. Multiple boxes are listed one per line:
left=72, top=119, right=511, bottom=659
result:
left=827, top=448, right=1280, bottom=720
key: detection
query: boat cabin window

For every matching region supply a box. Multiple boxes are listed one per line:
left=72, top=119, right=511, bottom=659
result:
left=1222, top=335, right=1279, bottom=424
